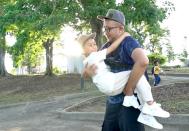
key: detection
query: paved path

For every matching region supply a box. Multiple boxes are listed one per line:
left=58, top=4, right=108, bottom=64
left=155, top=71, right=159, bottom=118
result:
left=0, top=92, right=102, bottom=131
left=0, top=75, right=188, bottom=131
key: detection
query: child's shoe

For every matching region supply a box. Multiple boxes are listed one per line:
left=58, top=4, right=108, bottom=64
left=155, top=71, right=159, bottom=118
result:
left=138, top=113, right=163, bottom=129
left=122, top=95, right=140, bottom=109
left=142, top=102, right=170, bottom=118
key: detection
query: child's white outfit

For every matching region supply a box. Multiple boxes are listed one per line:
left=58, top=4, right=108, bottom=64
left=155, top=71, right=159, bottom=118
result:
left=83, top=49, right=170, bottom=129
left=84, top=49, right=152, bottom=99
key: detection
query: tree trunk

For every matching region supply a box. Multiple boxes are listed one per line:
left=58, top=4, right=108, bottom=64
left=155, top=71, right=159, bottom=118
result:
left=90, top=18, right=103, bottom=47
left=43, top=38, right=54, bottom=76
left=0, top=36, right=7, bottom=76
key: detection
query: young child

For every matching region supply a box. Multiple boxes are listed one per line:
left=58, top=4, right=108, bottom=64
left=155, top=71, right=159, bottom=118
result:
left=153, top=61, right=161, bottom=86
left=78, top=32, right=170, bottom=129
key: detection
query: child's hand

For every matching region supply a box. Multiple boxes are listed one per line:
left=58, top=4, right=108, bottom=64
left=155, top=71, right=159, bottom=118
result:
left=84, top=63, right=97, bottom=77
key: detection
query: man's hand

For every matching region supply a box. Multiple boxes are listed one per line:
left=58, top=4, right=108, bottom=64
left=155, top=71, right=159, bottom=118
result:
left=82, top=63, right=98, bottom=78
left=124, top=84, right=134, bottom=96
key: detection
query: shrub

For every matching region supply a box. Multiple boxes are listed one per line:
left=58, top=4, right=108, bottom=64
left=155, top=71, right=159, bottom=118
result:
left=53, top=67, right=61, bottom=75
left=148, top=53, right=167, bottom=65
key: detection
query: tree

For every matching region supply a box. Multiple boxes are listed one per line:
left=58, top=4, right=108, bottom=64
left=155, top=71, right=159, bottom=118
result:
left=75, top=0, right=174, bottom=51
left=165, top=41, right=176, bottom=62
left=74, top=0, right=115, bottom=46
left=0, top=33, right=6, bottom=76
left=178, top=49, right=188, bottom=64
left=2, top=0, right=80, bottom=75
left=43, top=38, right=54, bottom=76
left=0, top=0, right=14, bottom=76
left=1, top=0, right=175, bottom=76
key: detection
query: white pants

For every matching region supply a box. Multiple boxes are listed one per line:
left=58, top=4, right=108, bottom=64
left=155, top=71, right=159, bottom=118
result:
left=93, top=70, right=153, bottom=102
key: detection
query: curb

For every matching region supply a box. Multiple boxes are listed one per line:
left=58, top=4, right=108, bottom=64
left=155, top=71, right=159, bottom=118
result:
left=159, top=114, right=189, bottom=125
left=63, top=95, right=105, bottom=112
left=0, top=91, right=102, bottom=110
left=62, top=91, right=103, bottom=101
left=161, top=73, right=189, bottom=77
left=148, top=73, right=189, bottom=77
left=57, top=110, right=189, bottom=125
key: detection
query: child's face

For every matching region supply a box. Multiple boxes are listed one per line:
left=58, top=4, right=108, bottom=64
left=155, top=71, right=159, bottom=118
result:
left=83, top=38, right=98, bottom=56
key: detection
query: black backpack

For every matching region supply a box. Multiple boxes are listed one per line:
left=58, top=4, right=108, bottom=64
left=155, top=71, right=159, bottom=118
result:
left=151, top=66, right=154, bottom=75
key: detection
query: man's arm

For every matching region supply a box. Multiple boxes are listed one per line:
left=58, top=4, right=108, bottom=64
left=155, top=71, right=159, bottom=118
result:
left=123, top=48, right=149, bottom=96
left=106, top=32, right=130, bottom=55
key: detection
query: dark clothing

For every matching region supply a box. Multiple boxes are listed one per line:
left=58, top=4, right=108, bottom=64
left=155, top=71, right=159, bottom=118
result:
left=102, top=36, right=140, bottom=73
left=144, top=70, right=149, bottom=82
left=102, top=101, right=145, bottom=131
left=101, top=36, right=145, bottom=131
left=101, top=36, right=141, bottom=104
left=154, top=74, right=161, bottom=86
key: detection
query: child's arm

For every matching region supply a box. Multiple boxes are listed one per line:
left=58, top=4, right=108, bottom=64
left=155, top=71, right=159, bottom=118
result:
left=106, top=32, right=130, bottom=55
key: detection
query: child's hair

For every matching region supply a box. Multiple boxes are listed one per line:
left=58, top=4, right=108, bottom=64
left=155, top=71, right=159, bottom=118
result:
left=154, top=60, right=158, bottom=65
left=77, top=33, right=96, bottom=46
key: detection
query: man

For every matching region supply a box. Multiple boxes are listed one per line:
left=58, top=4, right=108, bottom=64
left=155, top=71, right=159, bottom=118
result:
left=84, top=9, right=148, bottom=131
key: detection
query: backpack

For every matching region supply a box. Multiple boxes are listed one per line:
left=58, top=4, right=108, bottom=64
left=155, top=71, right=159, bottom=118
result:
left=151, top=66, right=154, bottom=75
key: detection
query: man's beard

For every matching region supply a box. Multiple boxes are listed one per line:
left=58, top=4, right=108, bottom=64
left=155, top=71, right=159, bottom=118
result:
left=107, top=37, right=116, bottom=43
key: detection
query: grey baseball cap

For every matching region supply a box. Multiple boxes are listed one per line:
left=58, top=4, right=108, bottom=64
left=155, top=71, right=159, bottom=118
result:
left=97, top=9, right=125, bottom=26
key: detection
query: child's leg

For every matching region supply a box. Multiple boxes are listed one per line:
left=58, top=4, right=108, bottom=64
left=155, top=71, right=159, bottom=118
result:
left=135, top=75, right=170, bottom=118
left=135, top=75, right=153, bottom=103
left=104, top=70, right=140, bottom=108
left=157, top=75, right=161, bottom=85
left=93, top=71, right=130, bottom=96
left=154, top=75, right=158, bottom=86
left=111, top=71, right=131, bottom=95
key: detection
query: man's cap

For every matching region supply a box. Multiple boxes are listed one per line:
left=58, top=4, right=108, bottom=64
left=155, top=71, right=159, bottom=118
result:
left=77, top=33, right=96, bottom=46
left=97, top=9, right=125, bottom=26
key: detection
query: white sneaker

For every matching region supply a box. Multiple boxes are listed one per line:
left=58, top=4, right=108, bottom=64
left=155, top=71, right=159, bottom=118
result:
left=122, top=95, right=140, bottom=109
left=142, top=102, right=170, bottom=118
left=138, top=113, right=163, bottom=129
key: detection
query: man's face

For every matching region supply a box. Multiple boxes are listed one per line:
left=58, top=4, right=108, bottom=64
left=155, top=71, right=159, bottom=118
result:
left=83, top=38, right=98, bottom=56
left=103, top=19, right=123, bottom=42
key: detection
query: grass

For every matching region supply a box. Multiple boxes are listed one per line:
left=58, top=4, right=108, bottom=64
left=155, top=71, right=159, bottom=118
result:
left=163, top=67, right=189, bottom=73
left=0, top=73, right=189, bottom=114
left=174, top=67, right=189, bottom=73
left=0, top=76, right=98, bottom=106
left=161, top=99, right=189, bottom=114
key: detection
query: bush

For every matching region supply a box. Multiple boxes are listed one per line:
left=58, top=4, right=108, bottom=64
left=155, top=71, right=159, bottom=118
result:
left=148, top=53, right=167, bottom=65
left=53, top=67, right=61, bottom=75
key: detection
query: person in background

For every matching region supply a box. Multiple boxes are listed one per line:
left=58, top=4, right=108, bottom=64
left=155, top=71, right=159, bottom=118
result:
left=153, top=61, right=161, bottom=86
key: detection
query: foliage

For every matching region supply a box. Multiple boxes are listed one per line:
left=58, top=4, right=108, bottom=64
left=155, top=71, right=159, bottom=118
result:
left=145, top=28, right=168, bottom=53
left=0, top=0, right=175, bottom=76
left=1, top=0, right=80, bottom=71
left=148, top=53, right=167, bottom=65
left=0, top=0, right=15, bottom=76
left=53, top=67, right=62, bottom=75
left=177, top=49, right=188, bottom=63
left=165, top=41, right=176, bottom=62
left=76, top=0, right=175, bottom=52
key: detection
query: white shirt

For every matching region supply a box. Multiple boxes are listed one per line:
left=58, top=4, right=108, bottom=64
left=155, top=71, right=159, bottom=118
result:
left=83, top=49, right=110, bottom=79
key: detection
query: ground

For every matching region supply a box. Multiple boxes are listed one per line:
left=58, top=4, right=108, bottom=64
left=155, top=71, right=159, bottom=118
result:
left=0, top=74, right=96, bottom=105
left=0, top=71, right=188, bottom=131
left=62, top=75, right=189, bottom=114
left=0, top=73, right=189, bottom=114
